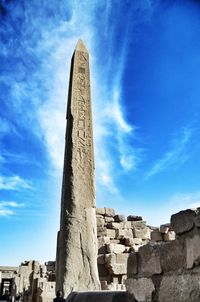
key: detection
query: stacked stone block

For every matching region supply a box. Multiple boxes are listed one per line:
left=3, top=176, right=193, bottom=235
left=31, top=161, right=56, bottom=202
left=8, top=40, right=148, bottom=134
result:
left=96, top=207, right=152, bottom=290
left=126, top=208, right=200, bottom=302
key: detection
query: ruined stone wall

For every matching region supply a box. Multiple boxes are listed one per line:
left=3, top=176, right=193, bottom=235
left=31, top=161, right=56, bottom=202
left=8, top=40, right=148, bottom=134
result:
left=96, top=208, right=155, bottom=290
left=126, top=208, right=200, bottom=302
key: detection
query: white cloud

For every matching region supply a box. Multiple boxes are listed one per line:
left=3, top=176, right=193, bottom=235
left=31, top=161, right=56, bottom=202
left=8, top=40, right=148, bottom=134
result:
left=0, top=201, right=24, bottom=217
left=146, top=126, right=193, bottom=179
left=0, top=175, right=31, bottom=191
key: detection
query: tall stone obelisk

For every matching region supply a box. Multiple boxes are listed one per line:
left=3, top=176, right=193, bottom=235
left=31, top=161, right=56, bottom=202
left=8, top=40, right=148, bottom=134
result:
left=56, top=40, right=100, bottom=296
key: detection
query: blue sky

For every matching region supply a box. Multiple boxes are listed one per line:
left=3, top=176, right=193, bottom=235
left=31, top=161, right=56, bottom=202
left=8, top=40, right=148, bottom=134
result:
left=1, top=0, right=200, bottom=265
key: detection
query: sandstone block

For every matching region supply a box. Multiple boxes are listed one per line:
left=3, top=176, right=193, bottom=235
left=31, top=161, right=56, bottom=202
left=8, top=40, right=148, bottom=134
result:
left=160, top=239, right=185, bottom=272
left=158, top=274, right=200, bottom=302
left=123, top=221, right=132, bottom=229
left=107, top=222, right=124, bottom=230
left=116, top=229, right=133, bottom=240
left=105, top=253, right=116, bottom=266
left=160, top=223, right=171, bottom=233
left=105, top=216, right=114, bottom=223
left=171, top=209, right=196, bottom=234
left=97, top=227, right=107, bottom=237
left=163, top=231, right=175, bottom=241
left=106, top=243, right=126, bottom=254
left=125, top=237, right=142, bottom=246
left=134, top=227, right=150, bottom=239
left=105, top=208, right=115, bottom=217
left=96, top=216, right=105, bottom=227
left=151, top=230, right=163, bottom=241
left=98, top=236, right=110, bottom=254
left=110, top=239, right=120, bottom=244
left=96, top=208, right=105, bottom=215
left=114, top=214, right=125, bottom=222
left=109, top=263, right=127, bottom=275
left=127, top=215, right=143, bottom=221
left=106, top=229, right=116, bottom=239
left=126, top=277, right=155, bottom=302
left=138, top=244, right=162, bottom=275
left=186, top=234, right=200, bottom=269
left=116, top=253, right=129, bottom=264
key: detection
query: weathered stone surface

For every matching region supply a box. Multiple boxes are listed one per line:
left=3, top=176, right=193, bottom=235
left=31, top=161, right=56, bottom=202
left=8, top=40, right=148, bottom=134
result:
left=107, top=222, right=124, bottom=230
left=171, top=209, right=196, bottom=234
left=96, top=208, right=105, bottom=216
left=106, top=243, right=126, bottom=254
left=105, top=253, right=116, bottom=267
left=186, top=234, right=200, bottom=268
left=127, top=252, right=138, bottom=276
left=127, top=215, right=143, bottom=221
left=138, top=244, right=162, bottom=275
left=133, top=227, right=150, bottom=239
left=125, top=238, right=142, bottom=246
left=96, top=216, right=105, bottom=227
left=105, top=208, right=115, bottom=217
left=195, top=210, right=200, bottom=227
left=160, top=223, right=170, bottom=234
left=108, top=264, right=127, bottom=275
left=151, top=230, right=163, bottom=241
left=126, top=277, right=155, bottom=302
left=163, top=231, right=175, bottom=241
left=97, top=254, right=105, bottom=265
left=158, top=274, right=200, bottom=302
left=56, top=40, right=100, bottom=295
left=160, top=239, right=185, bottom=272
left=97, top=227, right=107, bottom=237
left=98, top=236, right=110, bottom=254
left=106, top=229, right=116, bottom=239
left=116, top=229, right=133, bottom=240
left=114, top=215, right=125, bottom=222
left=116, top=253, right=129, bottom=264
left=105, top=216, right=114, bottom=223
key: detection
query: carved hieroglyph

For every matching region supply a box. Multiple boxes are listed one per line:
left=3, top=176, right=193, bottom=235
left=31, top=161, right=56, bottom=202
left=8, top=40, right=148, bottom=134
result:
left=56, top=40, right=100, bottom=296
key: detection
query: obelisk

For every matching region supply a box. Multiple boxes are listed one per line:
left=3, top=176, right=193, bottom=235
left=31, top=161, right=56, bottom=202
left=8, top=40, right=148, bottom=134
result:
left=56, top=40, right=100, bottom=296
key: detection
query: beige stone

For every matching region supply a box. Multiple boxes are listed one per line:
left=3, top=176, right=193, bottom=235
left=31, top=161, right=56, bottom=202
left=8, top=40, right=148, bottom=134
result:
left=158, top=274, right=200, bottom=302
left=160, top=223, right=170, bottom=233
left=56, top=40, right=100, bottom=296
left=138, top=244, right=162, bottom=275
left=134, top=227, right=150, bottom=239
left=107, top=222, right=124, bottom=230
left=96, top=208, right=105, bottom=215
left=163, top=231, right=175, bottom=241
left=106, top=243, right=126, bottom=254
left=105, top=216, right=114, bottom=223
left=171, top=209, right=196, bottom=234
left=114, top=214, right=125, bottom=222
left=106, top=229, right=116, bottom=239
left=116, top=253, right=129, bottom=264
left=125, top=237, right=142, bottom=246
left=126, top=277, right=155, bottom=302
left=96, top=216, right=105, bottom=227
left=116, top=229, right=133, bottom=239
left=105, top=208, right=115, bottom=217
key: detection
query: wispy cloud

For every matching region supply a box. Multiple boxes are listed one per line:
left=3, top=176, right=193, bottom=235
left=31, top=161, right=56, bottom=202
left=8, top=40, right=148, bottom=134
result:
left=145, top=126, right=193, bottom=179
left=0, top=201, right=24, bottom=217
left=0, top=175, right=31, bottom=191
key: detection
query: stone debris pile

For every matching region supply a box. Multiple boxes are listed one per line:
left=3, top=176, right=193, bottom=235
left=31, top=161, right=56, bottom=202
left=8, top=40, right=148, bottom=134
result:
left=96, top=207, right=152, bottom=290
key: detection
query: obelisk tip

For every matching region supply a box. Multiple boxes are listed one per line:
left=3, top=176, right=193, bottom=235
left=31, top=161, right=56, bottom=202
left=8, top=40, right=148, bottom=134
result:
left=75, top=39, right=88, bottom=53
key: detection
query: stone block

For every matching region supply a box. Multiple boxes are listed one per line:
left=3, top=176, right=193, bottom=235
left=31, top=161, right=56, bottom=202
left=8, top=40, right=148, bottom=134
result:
left=131, top=221, right=147, bottom=229
left=151, top=230, right=163, bottom=241
left=105, top=208, right=115, bottom=217
left=116, top=229, right=133, bottom=240
left=138, top=244, right=162, bottom=275
left=186, top=234, right=200, bottom=269
left=160, top=223, right=171, bottom=233
left=127, top=252, right=138, bottom=277
left=98, top=236, right=110, bottom=254
left=125, top=237, right=142, bottom=246
left=96, top=208, right=105, bottom=215
left=105, top=216, right=114, bottom=223
left=96, top=216, right=105, bottom=227
left=100, top=280, right=108, bottom=290
left=158, top=274, right=200, bottom=302
left=126, top=277, right=155, bottom=302
left=171, top=209, right=196, bottom=235
left=114, top=214, right=125, bottom=222
left=163, top=231, right=175, bottom=241
left=106, top=243, right=126, bottom=254
left=105, top=253, right=116, bottom=266
left=116, top=253, right=129, bottom=264
left=110, top=239, right=120, bottom=244
left=107, top=222, right=124, bottom=230
left=123, top=221, right=132, bottom=229
left=127, top=215, right=143, bottom=221
left=106, top=229, right=116, bottom=239
left=160, top=239, right=185, bottom=272
left=134, top=227, right=150, bottom=239
left=98, top=264, right=109, bottom=277
left=195, top=210, right=200, bottom=227
left=97, top=254, right=105, bottom=265
left=112, top=276, right=119, bottom=284
left=97, top=227, right=107, bottom=237
left=124, top=246, right=132, bottom=253
left=109, top=263, right=127, bottom=275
